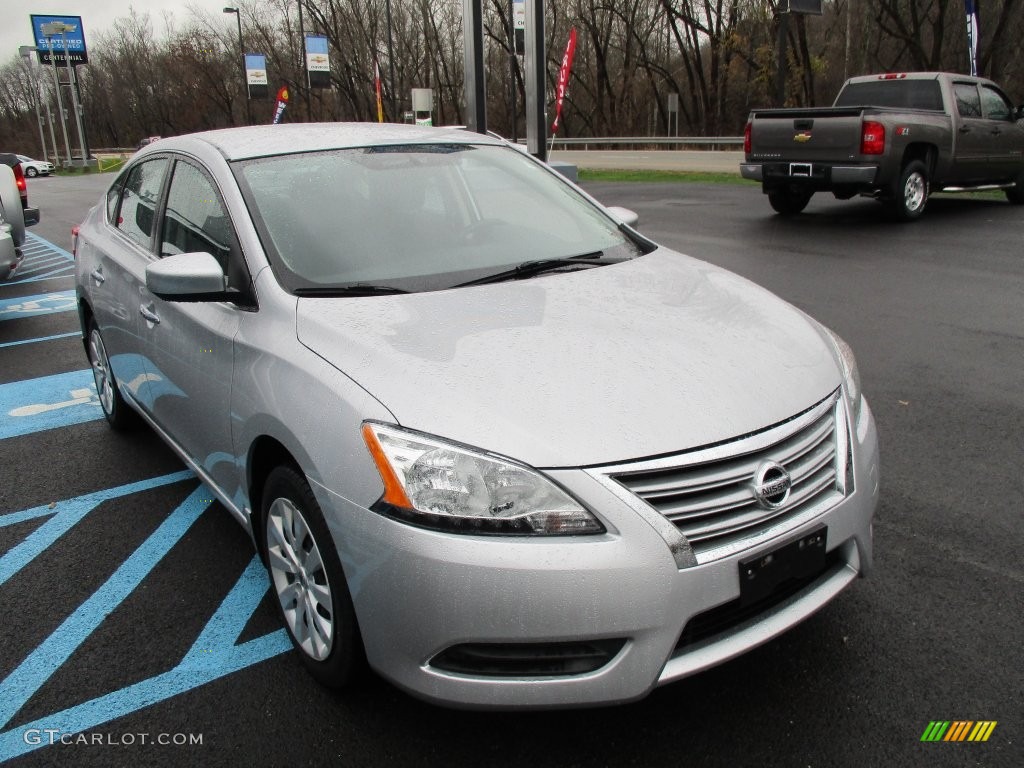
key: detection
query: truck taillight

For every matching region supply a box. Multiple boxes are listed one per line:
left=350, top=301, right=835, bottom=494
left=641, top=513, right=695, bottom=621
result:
left=861, top=121, right=885, bottom=155
left=743, top=121, right=752, bottom=155
left=71, top=226, right=80, bottom=258
left=13, top=164, right=26, bottom=194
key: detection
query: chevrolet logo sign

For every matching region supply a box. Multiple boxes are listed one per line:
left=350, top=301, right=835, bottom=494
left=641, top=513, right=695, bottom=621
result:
left=793, top=132, right=812, bottom=143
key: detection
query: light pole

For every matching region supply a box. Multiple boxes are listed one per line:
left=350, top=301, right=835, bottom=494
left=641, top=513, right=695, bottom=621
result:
left=19, top=46, right=49, bottom=162
left=223, top=7, right=252, bottom=125
left=384, top=0, right=397, bottom=120
left=41, top=28, right=73, bottom=166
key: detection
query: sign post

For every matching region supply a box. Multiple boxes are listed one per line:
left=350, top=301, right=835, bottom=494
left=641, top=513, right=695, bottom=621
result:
left=42, top=33, right=72, bottom=166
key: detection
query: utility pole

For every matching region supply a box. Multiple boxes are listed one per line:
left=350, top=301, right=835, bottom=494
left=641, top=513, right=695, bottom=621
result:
left=384, top=0, right=398, bottom=120
left=525, top=0, right=546, bottom=160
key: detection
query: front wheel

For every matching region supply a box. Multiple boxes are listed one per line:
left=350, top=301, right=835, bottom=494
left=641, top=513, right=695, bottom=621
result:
left=889, top=160, right=929, bottom=220
left=767, top=187, right=813, bottom=216
left=262, top=465, right=362, bottom=687
left=25, top=167, right=38, bottom=178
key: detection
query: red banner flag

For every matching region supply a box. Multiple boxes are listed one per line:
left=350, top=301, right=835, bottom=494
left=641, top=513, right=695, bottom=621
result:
left=551, top=28, right=577, bottom=135
left=272, top=86, right=290, bottom=124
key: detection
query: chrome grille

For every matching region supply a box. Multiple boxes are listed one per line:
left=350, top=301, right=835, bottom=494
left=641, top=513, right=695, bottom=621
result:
left=608, top=392, right=849, bottom=563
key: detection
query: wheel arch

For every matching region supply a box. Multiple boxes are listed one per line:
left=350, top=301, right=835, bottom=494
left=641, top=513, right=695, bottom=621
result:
left=901, top=142, right=938, bottom=177
left=77, top=295, right=94, bottom=353
left=247, top=434, right=303, bottom=549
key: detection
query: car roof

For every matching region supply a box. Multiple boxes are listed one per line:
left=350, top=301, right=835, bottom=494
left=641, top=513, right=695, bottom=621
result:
left=144, top=123, right=505, bottom=162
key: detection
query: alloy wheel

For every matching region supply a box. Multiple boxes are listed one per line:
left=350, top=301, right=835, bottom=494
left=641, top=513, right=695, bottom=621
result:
left=88, top=329, right=115, bottom=416
left=266, top=497, right=335, bottom=661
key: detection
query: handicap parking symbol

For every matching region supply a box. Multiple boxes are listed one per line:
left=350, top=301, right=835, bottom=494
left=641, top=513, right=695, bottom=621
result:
left=0, top=291, right=77, bottom=320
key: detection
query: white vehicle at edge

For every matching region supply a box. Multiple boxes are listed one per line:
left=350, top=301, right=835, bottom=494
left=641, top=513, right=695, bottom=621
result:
left=74, top=123, right=880, bottom=709
left=15, top=154, right=54, bottom=177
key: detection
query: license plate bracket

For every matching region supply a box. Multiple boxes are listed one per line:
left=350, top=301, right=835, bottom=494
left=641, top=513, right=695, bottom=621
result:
left=790, top=162, right=812, bottom=177
left=739, top=527, right=827, bottom=606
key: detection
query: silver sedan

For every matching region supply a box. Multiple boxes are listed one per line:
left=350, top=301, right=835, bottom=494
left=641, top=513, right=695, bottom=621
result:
left=74, top=124, right=879, bottom=708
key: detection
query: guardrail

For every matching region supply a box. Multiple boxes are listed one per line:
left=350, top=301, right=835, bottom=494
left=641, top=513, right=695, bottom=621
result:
left=551, top=136, right=743, bottom=150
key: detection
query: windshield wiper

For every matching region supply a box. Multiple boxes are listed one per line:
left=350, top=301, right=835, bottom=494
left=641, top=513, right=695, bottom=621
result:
left=294, top=284, right=410, bottom=297
left=454, top=252, right=610, bottom=287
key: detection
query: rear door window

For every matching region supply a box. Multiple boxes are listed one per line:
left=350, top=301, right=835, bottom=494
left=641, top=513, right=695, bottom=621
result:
left=115, top=158, right=169, bottom=250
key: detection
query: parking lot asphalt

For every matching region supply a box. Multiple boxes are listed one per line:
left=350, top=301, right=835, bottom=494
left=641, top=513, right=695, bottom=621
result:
left=0, top=170, right=1021, bottom=767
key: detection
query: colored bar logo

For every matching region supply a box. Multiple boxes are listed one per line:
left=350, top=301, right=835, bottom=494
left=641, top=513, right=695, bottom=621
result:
left=921, top=721, right=997, bottom=742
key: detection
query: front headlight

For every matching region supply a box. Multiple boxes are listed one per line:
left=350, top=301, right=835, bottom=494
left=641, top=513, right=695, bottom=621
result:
left=819, top=325, right=862, bottom=421
left=361, top=423, right=604, bottom=535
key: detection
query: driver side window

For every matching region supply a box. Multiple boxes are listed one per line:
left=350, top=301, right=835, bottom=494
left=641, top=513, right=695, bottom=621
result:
left=160, top=160, right=248, bottom=292
left=980, top=86, right=1012, bottom=121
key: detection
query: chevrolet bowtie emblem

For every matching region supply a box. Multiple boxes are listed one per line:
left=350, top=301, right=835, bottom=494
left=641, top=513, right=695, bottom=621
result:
left=793, top=132, right=812, bottom=142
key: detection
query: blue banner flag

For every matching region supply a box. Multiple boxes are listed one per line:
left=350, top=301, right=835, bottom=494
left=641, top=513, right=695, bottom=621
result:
left=965, top=0, right=979, bottom=76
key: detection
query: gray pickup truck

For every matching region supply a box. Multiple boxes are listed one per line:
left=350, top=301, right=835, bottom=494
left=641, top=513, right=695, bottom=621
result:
left=740, top=72, right=1024, bottom=220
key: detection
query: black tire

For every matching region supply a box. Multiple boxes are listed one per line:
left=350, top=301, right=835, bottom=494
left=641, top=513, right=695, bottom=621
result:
left=767, top=187, right=813, bottom=216
left=1005, top=169, right=1024, bottom=204
left=25, top=167, right=38, bottom=178
left=888, top=160, right=929, bottom=220
left=261, top=465, right=362, bottom=687
left=86, top=319, right=137, bottom=429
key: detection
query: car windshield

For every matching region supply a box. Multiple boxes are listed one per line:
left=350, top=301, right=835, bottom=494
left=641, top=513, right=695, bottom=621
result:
left=235, top=143, right=641, bottom=292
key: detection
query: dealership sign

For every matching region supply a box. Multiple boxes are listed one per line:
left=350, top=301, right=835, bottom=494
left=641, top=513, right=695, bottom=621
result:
left=245, top=54, right=268, bottom=99
left=30, top=14, right=89, bottom=65
left=305, top=34, right=330, bottom=88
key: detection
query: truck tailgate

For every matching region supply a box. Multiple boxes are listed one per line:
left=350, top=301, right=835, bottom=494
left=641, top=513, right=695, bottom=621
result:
left=750, top=107, right=865, bottom=162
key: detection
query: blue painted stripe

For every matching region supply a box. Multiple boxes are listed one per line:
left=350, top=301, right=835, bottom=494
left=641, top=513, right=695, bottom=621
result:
left=0, top=290, right=76, bottom=320
left=0, top=369, right=101, bottom=440
left=24, top=232, right=75, bottom=261
left=0, top=470, right=196, bottom=585
left=0, top=556, right=289, bottom=760
left=0, top=486, right=211, bottom=729
left=0, top=331, right=79, bottom=349
left=7, top=268, right=76, bottom=285
left=19, top=256, right=67, bottom=271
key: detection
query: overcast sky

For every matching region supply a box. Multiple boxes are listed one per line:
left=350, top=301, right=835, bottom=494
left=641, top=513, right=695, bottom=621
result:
left=3, top=1, right=237, bottom=64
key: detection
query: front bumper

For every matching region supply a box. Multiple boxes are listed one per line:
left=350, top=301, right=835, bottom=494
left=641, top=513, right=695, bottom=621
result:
left=314, top=399, right=880, bottom=709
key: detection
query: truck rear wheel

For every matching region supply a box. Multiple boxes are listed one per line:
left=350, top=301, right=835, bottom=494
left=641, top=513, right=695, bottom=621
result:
left=767, top=187, right=813, bottom=216
left=889, top=160, right=929, bottom=220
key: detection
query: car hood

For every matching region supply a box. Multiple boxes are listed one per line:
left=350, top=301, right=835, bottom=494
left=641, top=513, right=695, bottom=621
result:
left=295, top=249, right=841, bottom=467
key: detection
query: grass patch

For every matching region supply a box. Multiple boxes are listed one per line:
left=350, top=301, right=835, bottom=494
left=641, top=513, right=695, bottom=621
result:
left=934, top=189, right=1007, bottom=201
left=578, top=168, right=753, bottom=185
left=53, top=158, right=126, bottom=175
left=97, top=157, right=126, bottom=173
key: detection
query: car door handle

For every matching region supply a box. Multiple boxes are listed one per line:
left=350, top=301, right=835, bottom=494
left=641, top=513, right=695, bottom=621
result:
left=990, top=128, right=1002, bottom=135
left=139, top=305, right=161, bottom=325
left=90, top=269, right=105, bottom=284
left=958, top=126, right=971, bottom=134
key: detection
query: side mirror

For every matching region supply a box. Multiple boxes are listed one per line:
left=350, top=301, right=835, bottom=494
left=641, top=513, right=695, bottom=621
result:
left=606, top=206, right=640, bottom=228
left=146, top=251, right=228, bottom=301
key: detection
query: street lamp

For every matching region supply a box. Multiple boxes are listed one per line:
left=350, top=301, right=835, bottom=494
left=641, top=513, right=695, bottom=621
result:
left=223, top=7, right=252, bottom=125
